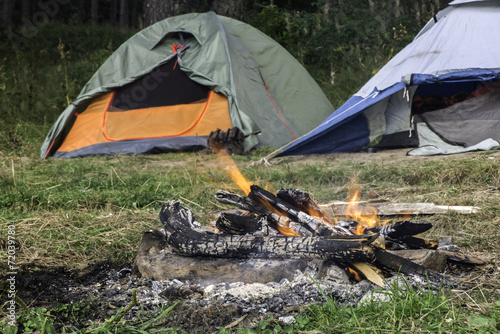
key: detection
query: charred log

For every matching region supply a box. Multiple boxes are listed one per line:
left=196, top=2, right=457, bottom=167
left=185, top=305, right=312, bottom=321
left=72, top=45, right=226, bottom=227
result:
left=372, top=247, right=444, bottom=281
left=276, top=188, right=327, bottom=220
left=277, top=188, right=352, bottom=236
left=393, top=236, right=439, bottom=250
left=249, top=185, right=342, bottom=236
left=160, top=201, right=376, bottom=262
left=338, top=220, right=436, bottom=249
left=215, top=190, right=268, bottom=215
left=215, top=190, right=321, bottom=237
left=207, top=127, right=245, bottom=155
left=216, top=212, right=264, bottom=235
left=374, top=221, right=433, bottom=238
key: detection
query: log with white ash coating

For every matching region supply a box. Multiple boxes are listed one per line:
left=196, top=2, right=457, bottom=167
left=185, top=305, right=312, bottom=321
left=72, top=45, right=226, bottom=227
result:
left=159, top=200, right=376, bottom=263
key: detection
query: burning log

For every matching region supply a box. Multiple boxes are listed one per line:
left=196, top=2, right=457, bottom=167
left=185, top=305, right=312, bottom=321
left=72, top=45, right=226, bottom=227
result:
left=216, top=189, right=327, bottom=237
left=337, top=220, right=438, bottom=250
left=276, top=188, right=333, bottom=226
left=160, top=201, right=376, bottom=262
left=212, top=186, right=455, bottom=283
left=248, top=185, right=350, bottom=237
left=133, top=180, right=487, bottom=287
left=215, top=190, right=269, bottom=216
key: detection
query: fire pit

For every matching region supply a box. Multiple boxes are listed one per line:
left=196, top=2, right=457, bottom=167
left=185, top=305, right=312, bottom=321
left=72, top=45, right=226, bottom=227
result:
left=131, top=150, right=488, bottom=330
left=133, top=185, right=486, bottom=288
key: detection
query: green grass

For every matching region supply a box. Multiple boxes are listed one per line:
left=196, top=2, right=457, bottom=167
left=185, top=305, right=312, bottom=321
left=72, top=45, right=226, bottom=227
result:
left=2, top=150, right=500, bottom=270
left=2, top=150, right=500, bottom=333
left=1, top=12, right=498, bottom=334
left=3, top=292, right=181, bottom=333
left=231, top=280, right=500, bottom=333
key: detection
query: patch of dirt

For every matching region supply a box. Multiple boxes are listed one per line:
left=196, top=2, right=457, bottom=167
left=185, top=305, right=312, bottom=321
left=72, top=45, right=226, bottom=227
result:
left=165, top=302, right=243, bottom=333
left=6, top=262, right=118, bottom=308
left=91, top=147, right=500, bottom=172
left=271, top=148, right=500, bottom=167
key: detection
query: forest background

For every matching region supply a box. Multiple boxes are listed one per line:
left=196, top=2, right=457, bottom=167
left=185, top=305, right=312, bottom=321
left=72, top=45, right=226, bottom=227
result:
left=0, top=0, right=449, bottom=154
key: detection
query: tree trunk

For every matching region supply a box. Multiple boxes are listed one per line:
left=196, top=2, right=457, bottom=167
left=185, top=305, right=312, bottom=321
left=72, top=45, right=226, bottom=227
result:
left=394, top=0, right=401, bottom=18
left=3, top=0, right=14, bottom=27
left=78, top=0, right=85, bottom=23
left=110, top=0, right=118, bottom=23
left=143, top=0, right=201, bottom=27
left=210, top=0, right=246, bottom=21
left=21, top=0, right=31, bottom=22
left=131, top=0, right=140, bottom=28
left=91, top=0, right=99, bottom=24
left=120, top=0, right=129, bottom=29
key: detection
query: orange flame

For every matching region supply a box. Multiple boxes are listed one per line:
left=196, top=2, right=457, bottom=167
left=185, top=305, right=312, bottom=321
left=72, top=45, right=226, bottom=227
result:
left=347, top=267, right=362, bottom=281
left=216, top=150, right=300, bottom=235
left=217, top=150, right=252, bottom=195
left=276, top=221, right=301, bottom=236
left=345, top=189, right=388, bottom=235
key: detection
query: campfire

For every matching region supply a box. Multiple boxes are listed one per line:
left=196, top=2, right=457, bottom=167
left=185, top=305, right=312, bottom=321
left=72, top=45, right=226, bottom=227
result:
left=133, top=151, right=486, bottom=288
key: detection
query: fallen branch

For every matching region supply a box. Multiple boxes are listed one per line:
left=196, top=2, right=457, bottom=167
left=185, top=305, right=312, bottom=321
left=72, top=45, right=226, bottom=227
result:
left=320, top=202, right=481, bottom=216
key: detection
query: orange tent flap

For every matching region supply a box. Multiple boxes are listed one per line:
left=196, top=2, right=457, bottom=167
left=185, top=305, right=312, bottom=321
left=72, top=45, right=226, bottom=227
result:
left=57, top=91, right=232, bottom=154
left=103, top=91, right=232, bottom=141
left=57, top=93, right=113, bottom=152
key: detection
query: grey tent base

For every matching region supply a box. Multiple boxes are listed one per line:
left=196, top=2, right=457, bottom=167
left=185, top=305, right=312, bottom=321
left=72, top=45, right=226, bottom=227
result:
left=407, top=123, right=500, bottom=156
left=53, top=136, right=208, bottom=158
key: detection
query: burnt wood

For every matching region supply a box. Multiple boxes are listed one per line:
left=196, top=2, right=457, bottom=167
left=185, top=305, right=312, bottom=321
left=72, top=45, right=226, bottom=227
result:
left=215, top=190, right=321, bottom=237
left=249, top=185, right=336, bottom=236
left=395, top=236, right=439, bottom=249
left=277, top=188, right=351, bottom=236
left=338, top=220, right=436, bottom=249
left=215, top=190, right=269, bottom=215
left=276, top=188, right=328, bottom=221
left=372, top=247, right=443, bottom=281
left=207, top=127, right=245, bottom=155
left=215, top=190, right=284, bottom=234
left=133, top=229, right=311, bottom=283
left=216, top=212, right=263, bottom=235
left=438, top=250, right=487, bottom=265
left=373, top=220, right=433, bottom=238
left=160, top=201, right=376, bottom=262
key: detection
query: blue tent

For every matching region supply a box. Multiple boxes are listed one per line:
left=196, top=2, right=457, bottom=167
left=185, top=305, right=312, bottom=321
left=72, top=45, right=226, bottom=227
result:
left=277, top=0, right=500, bottom=157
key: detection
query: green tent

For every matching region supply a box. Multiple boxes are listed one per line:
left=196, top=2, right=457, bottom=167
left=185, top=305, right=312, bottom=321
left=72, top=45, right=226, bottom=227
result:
left=41, top=11, right=334, bottom=158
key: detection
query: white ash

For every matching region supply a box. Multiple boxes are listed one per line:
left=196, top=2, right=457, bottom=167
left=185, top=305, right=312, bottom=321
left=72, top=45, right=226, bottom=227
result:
left=63, top=263, right=445, bottom=331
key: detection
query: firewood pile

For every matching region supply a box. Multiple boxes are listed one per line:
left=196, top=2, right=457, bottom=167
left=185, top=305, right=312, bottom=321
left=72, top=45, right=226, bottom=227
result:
left=155, top=185, right=486, bottom=287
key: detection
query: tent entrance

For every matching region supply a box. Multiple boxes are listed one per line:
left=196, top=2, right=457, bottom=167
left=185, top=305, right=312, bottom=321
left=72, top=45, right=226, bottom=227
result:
left=373, top=80, right=500, bottom=151
left=103, top=90, right=230, bottom=141
left=412, top=81, right=500, bottom=147
left=56, top=60, right=232, bottom=155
